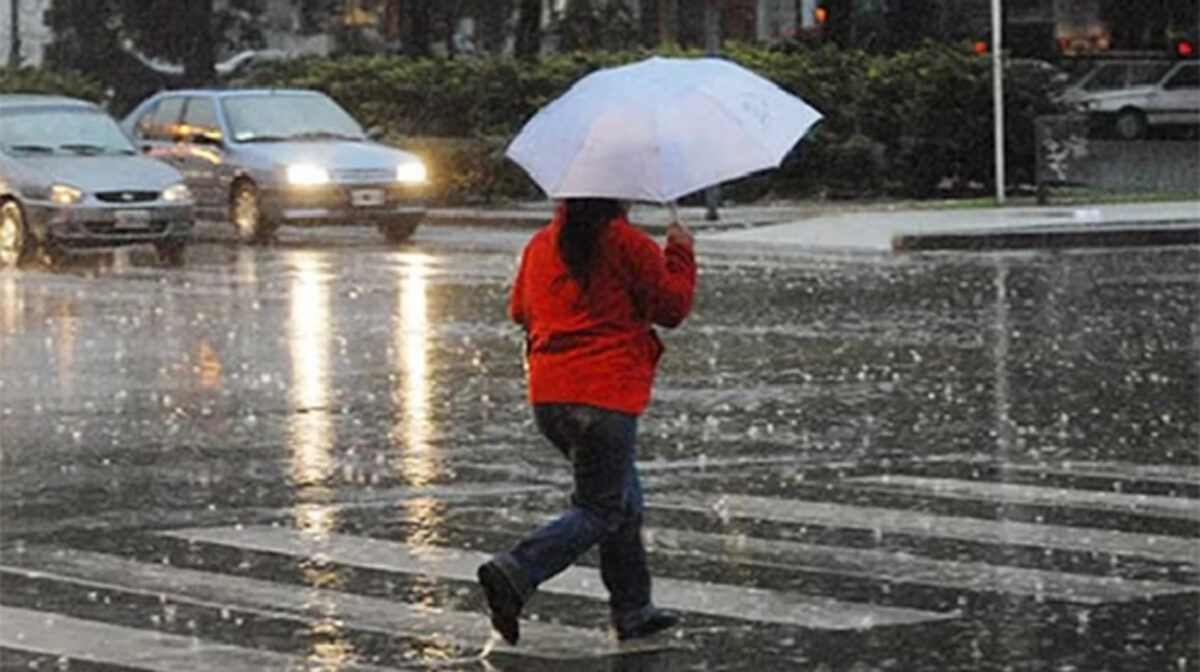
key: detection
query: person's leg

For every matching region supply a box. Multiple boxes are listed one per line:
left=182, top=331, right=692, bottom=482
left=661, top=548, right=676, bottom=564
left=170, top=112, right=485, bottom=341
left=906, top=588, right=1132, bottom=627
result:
left=479, top=404, right=634, bottom=643
left=597, top=423, right=679, bottom=639
left=597, top=418, right=650, bottom=618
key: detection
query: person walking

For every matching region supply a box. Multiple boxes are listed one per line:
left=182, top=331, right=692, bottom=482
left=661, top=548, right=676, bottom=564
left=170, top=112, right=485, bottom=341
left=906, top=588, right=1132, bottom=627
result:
left=477, top=198, right=697, bottom=645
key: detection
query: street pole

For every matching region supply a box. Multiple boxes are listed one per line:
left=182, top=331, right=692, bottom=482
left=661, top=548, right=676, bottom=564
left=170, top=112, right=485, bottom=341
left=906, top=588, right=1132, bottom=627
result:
left=703, top=0, right=721, bottom=221
left=991, top=0, right=1005, bottom=204
left=7, top=0, right=21, bottom=68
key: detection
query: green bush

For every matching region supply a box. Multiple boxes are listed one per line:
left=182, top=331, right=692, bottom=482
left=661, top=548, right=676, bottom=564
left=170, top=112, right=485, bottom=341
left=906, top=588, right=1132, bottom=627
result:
left=0, top=67, right=105, bottom=103
left=249, top=44, right=1064, bottom=203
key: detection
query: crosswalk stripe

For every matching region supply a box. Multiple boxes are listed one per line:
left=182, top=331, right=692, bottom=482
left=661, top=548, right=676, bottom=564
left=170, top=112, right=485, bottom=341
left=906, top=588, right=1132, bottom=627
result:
left=650, top=493, right=1199, bottom=566
left=642, top=527, right=1198, bottom=605
left=847, top=475, right=1200, bottom=521
left=483, top=510, right=1197, bottom=605
left=3, top=483, right=554, bottom=537
left=999, top=461, right=1200, bottom=487
left=0, top=545, right=655, bottom=661
left=161, top=526, right=956, bottom=630
left=0, top=605, right=399, bottom=672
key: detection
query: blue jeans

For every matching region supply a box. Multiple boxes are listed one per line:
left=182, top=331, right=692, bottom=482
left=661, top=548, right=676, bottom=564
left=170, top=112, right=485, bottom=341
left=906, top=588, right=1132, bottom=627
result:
left=490, top=403, right=654, bottom=628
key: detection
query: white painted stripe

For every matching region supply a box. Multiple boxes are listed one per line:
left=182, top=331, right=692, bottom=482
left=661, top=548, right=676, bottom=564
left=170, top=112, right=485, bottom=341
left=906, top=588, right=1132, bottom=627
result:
left=1, top=546, right=654, bottom=661
left=0, top=605, right=398, bottom=672
left=4, top=483, right=553, bottom=537
left=642, top=527, right=1198, bottom=604
left=848, top=475, right=1200, bottom=521
left=161, top=526, right=955, bottom=630
left=650, top=493, right=1199, bottom=566
left=1001, top=462, right=1200, bottom=486
left=488, top=510, right=1198, bottom=604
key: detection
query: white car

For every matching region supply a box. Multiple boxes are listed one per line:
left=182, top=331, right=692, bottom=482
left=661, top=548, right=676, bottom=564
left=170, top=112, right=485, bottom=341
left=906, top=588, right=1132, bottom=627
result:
left=1071, top=60, right=1200, bottom=139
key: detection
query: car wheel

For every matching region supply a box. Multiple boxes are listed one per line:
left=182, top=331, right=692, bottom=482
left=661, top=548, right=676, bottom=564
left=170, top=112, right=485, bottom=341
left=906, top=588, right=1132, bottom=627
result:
left=230, top=180, right=276, bottom=244
left=155, top=240, right=187, bottom=266
left=378, top=216, right=421, bottom=244
left=0, top=199, right=34, bottom=269
left=1113, top=109, right=1148, bottom=141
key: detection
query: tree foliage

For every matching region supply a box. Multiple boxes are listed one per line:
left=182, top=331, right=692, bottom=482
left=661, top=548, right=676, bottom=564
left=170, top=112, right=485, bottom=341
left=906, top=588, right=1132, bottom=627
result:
left=44, top=0, right=264, bottom=103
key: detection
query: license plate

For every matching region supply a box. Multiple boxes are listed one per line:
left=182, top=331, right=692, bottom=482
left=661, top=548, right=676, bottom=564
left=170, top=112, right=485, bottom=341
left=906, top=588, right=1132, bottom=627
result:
left=114, top=209, right=152, bottom=229
left=350, top=189, right=386, bottom=207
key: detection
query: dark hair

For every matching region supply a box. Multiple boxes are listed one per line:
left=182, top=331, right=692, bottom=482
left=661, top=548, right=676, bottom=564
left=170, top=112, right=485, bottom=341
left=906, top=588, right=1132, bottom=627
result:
left=557, top=198, right=624, bottom=290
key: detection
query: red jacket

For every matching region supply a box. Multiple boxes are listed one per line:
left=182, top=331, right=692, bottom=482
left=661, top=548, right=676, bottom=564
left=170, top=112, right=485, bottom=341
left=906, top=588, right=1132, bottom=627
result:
left=510, top=210, right=697, bottom=415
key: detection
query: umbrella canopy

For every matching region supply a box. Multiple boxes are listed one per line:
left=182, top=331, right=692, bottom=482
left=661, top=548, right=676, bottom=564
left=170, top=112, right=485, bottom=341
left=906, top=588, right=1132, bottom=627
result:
left=507, top=56, right=823, bottom=203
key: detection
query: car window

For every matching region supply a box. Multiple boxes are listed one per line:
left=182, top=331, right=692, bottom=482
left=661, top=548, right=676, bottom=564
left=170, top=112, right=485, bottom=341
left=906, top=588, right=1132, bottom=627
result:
left=146, top=97, right=185, bottom=141
left=182, top=97, right=222, bottom=140
left=0, top=106, right=136, bottom=156
left=222, top=94, right=364, bottom=142
left=1163, top=63, right=1199, bottom=89
left=133, top=101, right=160, bottom=139
left=1129, top=63, right=1172, bottom=85
left=1081, top=65, right=1127, bottom=91
left=1080, top=63, right=1171, bottom=91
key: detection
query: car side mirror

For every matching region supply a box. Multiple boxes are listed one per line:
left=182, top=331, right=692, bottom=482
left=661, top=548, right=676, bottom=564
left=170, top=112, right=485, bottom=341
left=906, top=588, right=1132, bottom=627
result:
left=366, top=125, right=385, bottom=140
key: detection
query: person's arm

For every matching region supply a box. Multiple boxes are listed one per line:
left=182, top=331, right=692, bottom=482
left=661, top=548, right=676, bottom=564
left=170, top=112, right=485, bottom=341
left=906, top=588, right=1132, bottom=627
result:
left=509, top=245, right=531, bottom=326
left=624, top=222, right=697, bottom=328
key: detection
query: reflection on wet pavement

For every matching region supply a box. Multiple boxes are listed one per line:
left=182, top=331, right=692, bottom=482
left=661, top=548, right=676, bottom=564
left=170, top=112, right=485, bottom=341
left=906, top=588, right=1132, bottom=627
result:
left=0, top=229, right=1197, bottom=671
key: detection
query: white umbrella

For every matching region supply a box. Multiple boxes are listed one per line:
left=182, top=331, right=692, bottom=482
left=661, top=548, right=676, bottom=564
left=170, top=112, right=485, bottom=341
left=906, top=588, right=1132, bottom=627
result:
left=506, top=56, right=823, bottom=204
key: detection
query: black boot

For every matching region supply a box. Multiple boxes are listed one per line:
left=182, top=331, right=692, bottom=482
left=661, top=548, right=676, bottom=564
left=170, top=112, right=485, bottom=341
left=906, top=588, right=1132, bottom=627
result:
left=615, top=607, right=679, bottom=641
left=477, top=562, right=523, bottom=645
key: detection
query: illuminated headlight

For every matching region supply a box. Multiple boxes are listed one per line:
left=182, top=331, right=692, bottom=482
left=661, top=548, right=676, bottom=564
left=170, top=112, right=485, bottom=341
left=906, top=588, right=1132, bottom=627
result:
left=287, top=164, right=331, bottom=186
left=396, top=162, right=427, bottom=185
left=162, top=183, right=193, bottom=203
left=50, top=184, right=84, bottom=206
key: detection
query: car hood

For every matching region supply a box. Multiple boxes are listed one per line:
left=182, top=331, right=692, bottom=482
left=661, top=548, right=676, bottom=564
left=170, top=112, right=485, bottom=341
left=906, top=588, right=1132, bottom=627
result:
left=20, top=155, right=183, bottom=192
left=234, top=140, right=421, bottom=170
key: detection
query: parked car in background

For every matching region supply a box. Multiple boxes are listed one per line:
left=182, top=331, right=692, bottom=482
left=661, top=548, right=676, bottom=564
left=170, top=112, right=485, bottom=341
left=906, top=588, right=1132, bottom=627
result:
left=122, top=89, right=428, bottom=243
left=1061, top=59, right=1200, bottom=139
left=0, top=95, right=195, bottom=268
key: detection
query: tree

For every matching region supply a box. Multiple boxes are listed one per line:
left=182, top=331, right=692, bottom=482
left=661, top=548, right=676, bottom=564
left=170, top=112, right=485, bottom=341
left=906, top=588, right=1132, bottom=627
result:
left=658, top=0, right=678, bottom=45
left=515, top=0, right=543, bottom=58
left=45, top=0, right=263, bottom=105
left=551, top=0, right=639, bottom=52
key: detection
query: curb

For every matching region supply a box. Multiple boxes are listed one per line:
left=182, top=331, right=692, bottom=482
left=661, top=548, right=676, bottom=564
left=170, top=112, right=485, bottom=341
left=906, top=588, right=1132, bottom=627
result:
left=893, top=221, right=1200, bottom=251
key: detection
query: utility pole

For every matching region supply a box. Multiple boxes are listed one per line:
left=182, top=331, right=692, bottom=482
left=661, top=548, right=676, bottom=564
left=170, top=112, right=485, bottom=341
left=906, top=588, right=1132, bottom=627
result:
left=991, top=0, right=1006, bottom=203
left=703, top=0, right=721, bottom=221
left=7, top=0, right=20, bottom=68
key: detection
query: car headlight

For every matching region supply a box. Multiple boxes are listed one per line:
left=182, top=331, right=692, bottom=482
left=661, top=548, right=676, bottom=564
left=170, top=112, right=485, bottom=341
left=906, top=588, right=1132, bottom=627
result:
left=396, top=162, right=427, bottom=185
left=50, top=184, right=84, bottom=206
left=162, top=183, right=193, bottom=203
left=287, top=164, right=331, bottom=186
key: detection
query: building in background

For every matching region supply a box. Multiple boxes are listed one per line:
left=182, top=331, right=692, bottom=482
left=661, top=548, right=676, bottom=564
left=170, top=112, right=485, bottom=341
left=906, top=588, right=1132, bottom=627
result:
left=1, top=0, right=53, bottom=66
left=808, top=0, right=1199, bottom=60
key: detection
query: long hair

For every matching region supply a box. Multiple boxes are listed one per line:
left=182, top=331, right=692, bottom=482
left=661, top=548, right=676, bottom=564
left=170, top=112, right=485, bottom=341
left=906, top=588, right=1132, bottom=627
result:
left=557, top=198, right=624, bottom=291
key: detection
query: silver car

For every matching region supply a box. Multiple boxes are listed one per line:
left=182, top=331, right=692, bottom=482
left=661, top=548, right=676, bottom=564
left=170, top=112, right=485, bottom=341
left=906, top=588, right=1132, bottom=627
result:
left=0, top=95, right=195, bottom=268
left=122, top=89, right=428, bottom=243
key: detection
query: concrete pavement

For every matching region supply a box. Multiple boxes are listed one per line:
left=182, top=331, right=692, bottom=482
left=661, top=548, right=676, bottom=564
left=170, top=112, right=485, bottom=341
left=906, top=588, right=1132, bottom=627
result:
left=710, top=200, right=1200, bottom=252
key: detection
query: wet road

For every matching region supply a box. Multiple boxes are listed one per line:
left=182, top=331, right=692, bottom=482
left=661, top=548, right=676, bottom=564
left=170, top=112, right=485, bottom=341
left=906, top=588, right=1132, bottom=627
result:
left=0, top=225, right=1197, bottom=671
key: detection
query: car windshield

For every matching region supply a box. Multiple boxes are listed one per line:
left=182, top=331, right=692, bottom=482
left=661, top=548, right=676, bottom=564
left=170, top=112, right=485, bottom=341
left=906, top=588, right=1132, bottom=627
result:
left=1080, top=62, right=1172, bottom=91
left=222, top=94, right=365, bottom=142
left=0, top=106, right=136, bottom=156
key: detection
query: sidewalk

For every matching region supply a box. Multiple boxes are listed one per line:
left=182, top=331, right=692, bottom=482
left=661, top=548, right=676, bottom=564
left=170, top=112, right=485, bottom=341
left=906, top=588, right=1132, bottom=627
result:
left=708, top=200, right=1200, bottom=252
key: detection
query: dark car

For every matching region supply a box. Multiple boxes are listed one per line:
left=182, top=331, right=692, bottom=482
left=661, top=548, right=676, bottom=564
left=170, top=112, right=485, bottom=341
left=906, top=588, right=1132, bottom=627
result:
left=0, top=95, right=194, bottom=267
left=122, top=89, right=428, bottom=243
